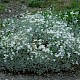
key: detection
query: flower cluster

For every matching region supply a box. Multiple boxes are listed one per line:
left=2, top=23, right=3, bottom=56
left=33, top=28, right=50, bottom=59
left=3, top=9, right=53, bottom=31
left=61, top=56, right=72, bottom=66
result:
left=0, top=9, right=80, bottom=73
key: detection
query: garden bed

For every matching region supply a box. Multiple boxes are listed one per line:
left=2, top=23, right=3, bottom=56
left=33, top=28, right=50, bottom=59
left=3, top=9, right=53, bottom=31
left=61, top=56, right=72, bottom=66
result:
left=0, top=8, right=80, bottom=75
left=0, top=0, right=80, bottom=76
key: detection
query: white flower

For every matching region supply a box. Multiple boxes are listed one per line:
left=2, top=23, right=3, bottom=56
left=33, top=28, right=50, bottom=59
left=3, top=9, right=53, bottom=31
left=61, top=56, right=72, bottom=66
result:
left=77, top=52, right=80, bottom=56
left=78, top=45, right=80, bottom=49
left=38, top=45, right=45, bottom=50
left=43, top=48, right=50, bottom=53
left=17, top=47, right=21, bottom=50
left=4, top=60, right=7, bottom=62
left=75, top=11, right=79, bottom=15
left=45, top=55, right=47, bottom=58
left=10, top=56, right=13, bottom=60
left=47, top=29, right=54, bottom=34
left=27, top=58, right=29, bottom=60
left=50, top=52, right=53, bottom=55
left=12, top=52, right=15, bottom=55
left=2, top=24, right=5, bottom=27
left=70, top=11, right=75, bottom=15
left=55, top=53, right=61, bottom=57
left=9, top=9, right=11, bottom=12
left=67, top=52, right=71, bottom=58
left=53, top=59, right=56, bottom=62
left=27, top=27, right=32, bottom=32
left=42, top=56, right=44, bottom=59
left=76, top=61, right=78, bottom=64
left=4, top=54, right=8, bottom=57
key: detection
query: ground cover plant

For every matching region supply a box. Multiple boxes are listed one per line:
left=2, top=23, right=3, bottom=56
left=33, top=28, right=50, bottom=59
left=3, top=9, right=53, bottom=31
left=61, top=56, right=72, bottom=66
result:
left=0, top=8, right=80, bottom=75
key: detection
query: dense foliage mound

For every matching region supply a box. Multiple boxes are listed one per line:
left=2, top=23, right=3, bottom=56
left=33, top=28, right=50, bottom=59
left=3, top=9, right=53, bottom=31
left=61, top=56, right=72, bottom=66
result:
left=0, top=9, right=80, bottom=74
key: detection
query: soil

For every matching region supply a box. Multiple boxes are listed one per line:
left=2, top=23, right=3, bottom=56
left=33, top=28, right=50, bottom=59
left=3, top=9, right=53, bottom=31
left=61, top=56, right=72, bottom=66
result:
left=0, top=71, right=80, bottom=80
left=0, top=2, right=48, bottom=18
